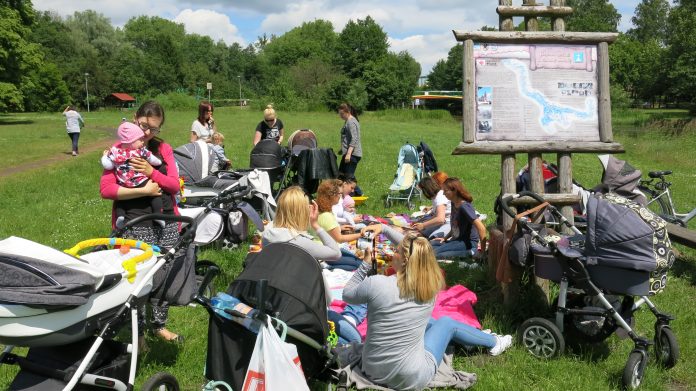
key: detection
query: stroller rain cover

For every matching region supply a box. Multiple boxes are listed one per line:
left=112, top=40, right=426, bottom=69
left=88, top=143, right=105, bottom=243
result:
left=585, top=193, right=675, bottom=294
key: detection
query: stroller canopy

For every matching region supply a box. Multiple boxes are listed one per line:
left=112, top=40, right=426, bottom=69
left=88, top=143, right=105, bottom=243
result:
left=596, top=155, right=646, bottom=205
left=0, top=237, right=103, bottom=307
left=287, top=129, right=318, bottom=156
left=585, top=193, right=670, bottom=273
left=174, top=140, right=217, bottom=185
left=250, top=139, right=284, bottom=170
left=389, top=143, right=421, bottom=191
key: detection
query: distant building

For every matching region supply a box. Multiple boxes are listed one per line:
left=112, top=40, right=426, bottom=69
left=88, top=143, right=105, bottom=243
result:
left=105, top=93, right=136, bottom=109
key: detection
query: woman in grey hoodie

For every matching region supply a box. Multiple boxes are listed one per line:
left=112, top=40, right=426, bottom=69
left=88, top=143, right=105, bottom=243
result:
left=261, top=186, right=342, bottom=261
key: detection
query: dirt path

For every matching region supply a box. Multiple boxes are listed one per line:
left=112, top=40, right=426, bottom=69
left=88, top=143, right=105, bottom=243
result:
left=0, top=127, right=113, bottom=179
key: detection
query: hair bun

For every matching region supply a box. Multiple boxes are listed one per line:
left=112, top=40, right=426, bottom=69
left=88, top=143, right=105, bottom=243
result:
left=266, top=104, right=273, bottom=109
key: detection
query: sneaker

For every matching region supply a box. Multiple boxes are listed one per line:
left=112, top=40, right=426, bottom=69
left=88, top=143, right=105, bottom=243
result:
left=489, top=334, right=513, bottom=356
left=71, top=151, right=77, bottom=156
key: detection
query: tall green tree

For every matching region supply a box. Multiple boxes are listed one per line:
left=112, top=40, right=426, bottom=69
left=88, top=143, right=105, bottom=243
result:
left=627, top=0, right=670, bottom=44
left=262, top=20, right=337, bottom=67
left=124, top=16, right=187, bottom=94
left=363, top=51, right=420, bottom=110
left=0, top=1, right=42, bottom=111
left=566, top=0, right=621, bottom=32
left=427, top=44, right=462, bottom=91
left=665, top=0, right=696, bottom=111
left=336, top=16, right=389, bottom=79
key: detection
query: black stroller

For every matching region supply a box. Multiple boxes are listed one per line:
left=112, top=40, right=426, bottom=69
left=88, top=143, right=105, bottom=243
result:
left=157, top=243, right=342, bottom=390
left=249, top=139, right=288, bottom=193
left=501, top=191, right=678, bottom=390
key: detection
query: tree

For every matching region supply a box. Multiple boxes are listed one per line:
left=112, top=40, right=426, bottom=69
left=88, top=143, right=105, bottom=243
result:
left=0, top=1, right=42, bottom=111
left=262, top=20, right=337, bottom=67
left=664, top=0, right=696, bottom=111
left=627, top=0, right=670, bottom=44
left=565, top=0, right=621, bottom=32
left=426, top=44, right=462, bottom=91
left=336, top=16, right=389, bottom=79
left=363, top=51, right=420, bottom=110
left=124, top=16, right=187, bottom=94
left=23, top=62, right=71, bottom=111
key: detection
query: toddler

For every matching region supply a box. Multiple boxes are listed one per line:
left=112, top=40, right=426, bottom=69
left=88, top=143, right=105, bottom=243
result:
left=333, top=175, right=364, bottom=229
left=101, top=122, right=164, bottom=228
left=211, top=132, right=231, bottom=171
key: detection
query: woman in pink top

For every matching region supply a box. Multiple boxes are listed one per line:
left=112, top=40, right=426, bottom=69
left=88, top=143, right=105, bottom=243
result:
left=99, top=100, right=183, bottom=346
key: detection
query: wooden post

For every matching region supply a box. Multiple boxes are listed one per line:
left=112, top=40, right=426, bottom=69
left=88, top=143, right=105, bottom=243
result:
left=463, top=40, right=476, bottom=143
left=499, top=0, right=514, bottom=31
left=501, top=154, right=519, bottom=306
left=597, top=41, right=613, bottom=142
left=550, top=0, right=566, bottom=31
left=523, top=0, right=539, bottom=32
left=557, top=153, right=575, bottom=234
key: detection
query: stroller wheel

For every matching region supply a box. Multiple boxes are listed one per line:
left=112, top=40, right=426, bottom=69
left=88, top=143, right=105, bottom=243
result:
left=141, top=371, right=180, bottom=391
left=654, top=327, right=679, bottom=369
left=518, top=317, right=565, bottom=359
left=622, top=350, right=647, bottom=390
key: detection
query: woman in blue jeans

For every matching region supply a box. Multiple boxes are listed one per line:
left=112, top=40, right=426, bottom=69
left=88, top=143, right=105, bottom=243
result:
left=343, top=228, right=511, bottom=390
left=430, top=177, right=487, bottom=260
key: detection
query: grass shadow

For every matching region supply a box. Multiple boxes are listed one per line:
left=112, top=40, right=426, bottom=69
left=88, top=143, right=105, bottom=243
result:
left=0, top=118, right=34, bottom=125
left=670, top=257, right=696, bottom=287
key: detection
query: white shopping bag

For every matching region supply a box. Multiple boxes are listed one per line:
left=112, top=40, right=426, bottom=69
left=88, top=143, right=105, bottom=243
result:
left=242, top=318, right=310, bottom=391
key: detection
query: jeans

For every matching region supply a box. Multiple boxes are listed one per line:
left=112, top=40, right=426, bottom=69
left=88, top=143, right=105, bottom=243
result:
left=68, top=132, right=80, bottom=153
left=430, top=239, right=478, bottom=259
left=325, top=249, right=363, bottom=271
left=424, top=316, right=496, bottom=365
left=339, top=155, right=363, bottom=195
left=328, top=306, right=366, bottom=345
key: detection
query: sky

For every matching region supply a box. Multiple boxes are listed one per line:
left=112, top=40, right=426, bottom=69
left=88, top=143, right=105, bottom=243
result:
left=32, top=0, right=641, bottom=76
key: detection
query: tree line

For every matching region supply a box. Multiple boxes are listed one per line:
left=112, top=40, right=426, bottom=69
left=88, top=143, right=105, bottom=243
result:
left=2, top=0, right=694, bottom=113
left=1, top=1, right=420, bottom=113
left=428, top=0, right=696, bottom=113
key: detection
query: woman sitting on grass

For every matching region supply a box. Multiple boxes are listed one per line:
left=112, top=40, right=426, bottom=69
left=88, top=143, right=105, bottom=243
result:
left=316, top=179, right=379, bottom=271
left=430, top=178, right=487, bottom=260
left=343, top=227, right=511, bottom=390
left=410, top=176, right=451, bottom=239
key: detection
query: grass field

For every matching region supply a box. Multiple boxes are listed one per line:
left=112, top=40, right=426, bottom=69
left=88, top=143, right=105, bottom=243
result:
left=0, top=107, right=695, bottom=390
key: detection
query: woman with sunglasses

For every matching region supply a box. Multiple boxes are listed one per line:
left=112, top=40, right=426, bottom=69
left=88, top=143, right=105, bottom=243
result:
left=253, top=104, right=284, bottom=145
left=190, top=101, right=216, bottom=142
left=343, top=225, right=512, bottom=390
left=100, top=100, right=185, bottom=347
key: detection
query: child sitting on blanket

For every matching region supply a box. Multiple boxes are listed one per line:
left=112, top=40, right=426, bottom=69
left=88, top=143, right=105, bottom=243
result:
left=333, top=175, right=364, bottom=229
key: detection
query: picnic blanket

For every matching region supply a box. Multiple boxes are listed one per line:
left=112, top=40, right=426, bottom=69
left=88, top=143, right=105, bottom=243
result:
left=328, top=284, right=482, bottom=340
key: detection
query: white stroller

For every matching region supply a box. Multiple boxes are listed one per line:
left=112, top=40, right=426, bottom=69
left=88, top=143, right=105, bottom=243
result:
left=385, top=143, right=422, bottom=209
left=175, top=140, right=276, bottom=222
left=0, top=214, right=198, bottom=390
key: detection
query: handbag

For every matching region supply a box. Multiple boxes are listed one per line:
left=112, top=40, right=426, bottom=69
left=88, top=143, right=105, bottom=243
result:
left=242, top=318, right=309, bottom=391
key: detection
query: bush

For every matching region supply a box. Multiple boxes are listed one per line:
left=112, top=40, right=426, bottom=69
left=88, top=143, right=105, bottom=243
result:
left=610, top=85, right=631, bottom=110
left=151, top=92, right=199, bottom=111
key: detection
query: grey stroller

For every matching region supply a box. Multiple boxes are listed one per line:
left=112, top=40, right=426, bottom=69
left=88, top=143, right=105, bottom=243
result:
left=501, top=191, right=678, bottom=390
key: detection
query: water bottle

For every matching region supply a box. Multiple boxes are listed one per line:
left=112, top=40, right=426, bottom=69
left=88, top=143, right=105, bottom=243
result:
left=211, top=293, right=260, bottom=332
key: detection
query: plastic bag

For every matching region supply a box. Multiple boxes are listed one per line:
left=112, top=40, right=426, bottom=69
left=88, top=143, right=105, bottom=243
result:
left=242, top=318, right=309, bottom=391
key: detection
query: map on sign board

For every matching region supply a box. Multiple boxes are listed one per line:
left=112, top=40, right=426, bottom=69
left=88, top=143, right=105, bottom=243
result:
left=474, top=43, right=600, bottom=141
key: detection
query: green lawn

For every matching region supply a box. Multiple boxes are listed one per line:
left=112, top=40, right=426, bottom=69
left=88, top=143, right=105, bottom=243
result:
left=0, top=108, right=694, bottom=390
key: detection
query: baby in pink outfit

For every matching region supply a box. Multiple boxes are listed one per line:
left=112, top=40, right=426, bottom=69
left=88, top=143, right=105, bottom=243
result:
left=101, top=122, right=163, bottom=228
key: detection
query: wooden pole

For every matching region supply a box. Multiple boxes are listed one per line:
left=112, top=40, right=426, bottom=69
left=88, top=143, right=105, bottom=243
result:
left=499, top=0, right=514, bottom=32
left=597, top=41, right=613, bottom=142
left=463, top=40, right=476, bottom=143
left=523, top=0, right=539, bottom=32
left=550, top=0, right=567, bottom=31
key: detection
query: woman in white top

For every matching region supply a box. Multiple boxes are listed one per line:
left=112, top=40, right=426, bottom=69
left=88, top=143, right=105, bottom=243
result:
left=190, top=101, right=216, bottom=142
left=411, top=177, right=451, bottom=239
left=62, top=105, right=84, bottom=156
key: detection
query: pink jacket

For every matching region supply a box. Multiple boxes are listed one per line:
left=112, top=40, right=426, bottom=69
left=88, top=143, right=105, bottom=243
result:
left=100, top=141, right=180, bottom=228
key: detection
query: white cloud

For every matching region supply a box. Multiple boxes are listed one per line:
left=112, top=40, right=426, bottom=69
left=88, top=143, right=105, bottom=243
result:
left=389, top=32, right=456, bottom=76
left=174, top=9, right=246, bottom=45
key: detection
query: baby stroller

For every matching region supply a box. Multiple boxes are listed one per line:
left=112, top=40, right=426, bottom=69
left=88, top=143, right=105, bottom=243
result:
left=0, top=214, right=199, bottom=391
left=178, top=182, right=264, bottom=249
left=250, top=139, right=288, bottom=194
left=501, top=191, right=678, bottom=390
left=193, top=243, right=340, bottom=390
left=278, top=130, right=338, bottom=196
left=175, top=140, right=276, bottom=221
left=385, top=142, right=422, bottom=209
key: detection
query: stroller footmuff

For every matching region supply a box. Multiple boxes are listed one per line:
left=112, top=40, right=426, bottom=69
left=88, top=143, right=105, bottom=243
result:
left=501, top=191, right=678, bottom=390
